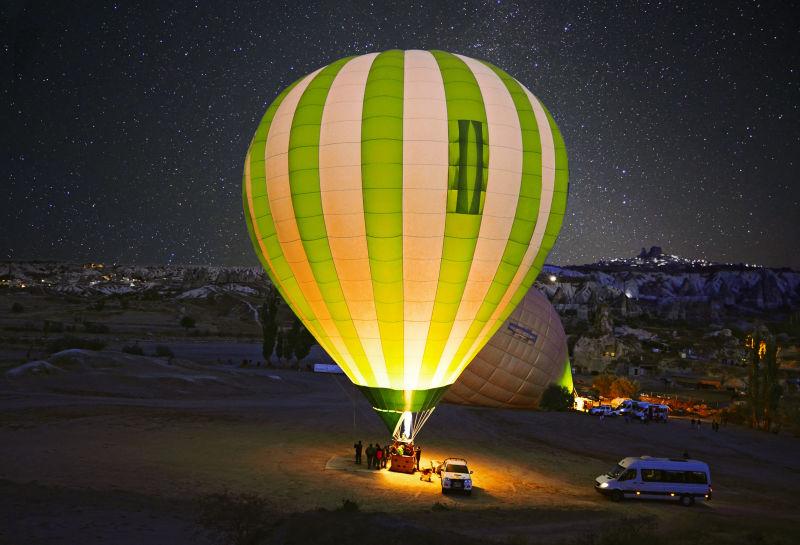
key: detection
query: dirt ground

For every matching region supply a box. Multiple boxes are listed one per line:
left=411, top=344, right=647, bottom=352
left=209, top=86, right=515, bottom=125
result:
left=1, top=359, right=799, bottom=544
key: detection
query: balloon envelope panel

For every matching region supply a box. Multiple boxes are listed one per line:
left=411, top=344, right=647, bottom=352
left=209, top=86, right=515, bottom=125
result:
left=445, top=287, right=572, bottom=408
left=243, top=50, right=568, bottom=413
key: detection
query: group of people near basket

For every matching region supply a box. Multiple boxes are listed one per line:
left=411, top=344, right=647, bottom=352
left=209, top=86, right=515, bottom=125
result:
left=353, top=440, right=422, bottom=470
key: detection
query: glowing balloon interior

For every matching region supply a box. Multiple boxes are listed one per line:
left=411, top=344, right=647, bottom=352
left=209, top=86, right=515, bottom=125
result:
left=243, top=50, right=568, bottom=439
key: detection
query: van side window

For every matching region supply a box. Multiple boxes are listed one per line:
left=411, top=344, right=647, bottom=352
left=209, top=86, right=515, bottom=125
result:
left=686, top=471, right=708, bottom=484
left=664, top=470, right=685, bottom=483
left=619, top=469, right=636, bottom=481
left=641, top=469, right=663, bottom=482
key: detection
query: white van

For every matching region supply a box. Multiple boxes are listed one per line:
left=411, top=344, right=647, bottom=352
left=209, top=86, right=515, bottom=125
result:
left=614, top=399, right=635, bottom=415
left=595, top=456, right=711, bottom=506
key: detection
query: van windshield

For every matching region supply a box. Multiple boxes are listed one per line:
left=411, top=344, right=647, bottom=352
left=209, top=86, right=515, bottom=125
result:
left=606, top=464, right=626, bottom=478
left=446, top=464, right=469, bottom=473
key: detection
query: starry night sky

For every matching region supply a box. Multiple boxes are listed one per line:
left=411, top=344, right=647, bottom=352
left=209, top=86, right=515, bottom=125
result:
left=4, top=1, right=799, bottom=268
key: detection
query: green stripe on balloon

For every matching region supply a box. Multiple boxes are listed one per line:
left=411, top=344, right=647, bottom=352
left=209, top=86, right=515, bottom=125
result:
left=556, top=358, right=574, bottom=392
left=542, top=103, right=569, bottom=239
left=492, top=102, right=569, bottom=345
left=361, top=50, right=405, bottom=380
left=446, top=61, right=544, bottom=372
left=422, top=50, right=489, bottom=380
left=244, top=77, right=337, bottom=361
left=532, top=101, right=568, bottom=259
left=287, top=57, right=379, bottom=385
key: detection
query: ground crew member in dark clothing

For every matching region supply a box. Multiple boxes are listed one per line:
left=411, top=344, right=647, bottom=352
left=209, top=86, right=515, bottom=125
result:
left=415, top=445, right=422, bottom=471
left=353, top=440, right=362, bottom=464
left=383, top=443, right=391, bottom=468
left=366, top=443, right=375, bottom=469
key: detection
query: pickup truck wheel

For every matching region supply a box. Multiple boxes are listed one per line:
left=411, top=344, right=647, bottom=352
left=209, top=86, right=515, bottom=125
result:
left=441, top=488, right=448, bottom=495
left=679, top=494, right=694, bottom=507
left=610, top=490, right=623, bottom=502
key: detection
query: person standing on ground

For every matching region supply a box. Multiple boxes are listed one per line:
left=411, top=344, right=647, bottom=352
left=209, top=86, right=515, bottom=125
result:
left=415, top=445, right=422, bottom=471
left=375, top=444, right=383, bottom=470
left=383, top=444, right=390, bottom=468
left=354, top=440, right=363, bottom=465
left=366, top=443, right=375, bottom=469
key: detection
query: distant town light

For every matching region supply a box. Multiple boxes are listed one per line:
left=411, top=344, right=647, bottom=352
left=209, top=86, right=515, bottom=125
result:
left=548, top=274, right=557, bottom=282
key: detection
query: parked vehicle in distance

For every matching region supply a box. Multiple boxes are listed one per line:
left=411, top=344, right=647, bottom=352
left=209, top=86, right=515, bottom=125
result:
left=614, top=399, right=635, bottom=415
left=589, top=405, right=616, bottom=417
left=645, top=403, right=669, bottom=422
left=595, top=456, right=711, bottom=506
left=632, top=401, right=652, bottom=420
left=436, top=457, right=473, bottom=495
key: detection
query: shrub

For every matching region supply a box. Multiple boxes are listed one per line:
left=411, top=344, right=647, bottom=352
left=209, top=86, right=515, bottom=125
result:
left=337, top=499, right=359, bottom=512
left=154, top=345, right=174, bottom=358
left=83, top=321, right=110, bottom=334
left=539, top=384, right=574, bottom=411
left=180, top=316, right=196, bottom=329
left=197, top=492, right=272, bottom=545
left=43, top=320, right=64, bottom=334
left=46, top=336, right=106, bottom=354
left=122, top=344, right=145, bottom=356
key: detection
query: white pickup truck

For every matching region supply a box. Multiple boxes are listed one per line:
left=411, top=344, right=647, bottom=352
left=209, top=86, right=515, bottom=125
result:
left=434, top=457, right=474, bottom=495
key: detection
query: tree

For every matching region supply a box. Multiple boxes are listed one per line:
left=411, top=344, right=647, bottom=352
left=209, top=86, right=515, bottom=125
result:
left=539, top=384, right=574, bottom=411
left=747, top=332, right=763, bottom=428
left=274, top=331, right=285, bottom=363
left=609, top=377, right=639, bottom=399
left=293, top=326, right=314, bottom=362
left=746, top=329, right=783, bottom=431
left=764, top=343, right=782, bottom=431
left=261, top=287, right=279, bottom=363
left=286, top=317, right=300, bottom=361
left=592, top=374, right=616, bottom=398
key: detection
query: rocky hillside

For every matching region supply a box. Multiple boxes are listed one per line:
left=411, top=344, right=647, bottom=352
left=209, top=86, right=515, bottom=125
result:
left=0, top=262, right=267, bottom=298
left=2, top=250, right=798, bottom=321
left=537, top=248, right=800, bottom=324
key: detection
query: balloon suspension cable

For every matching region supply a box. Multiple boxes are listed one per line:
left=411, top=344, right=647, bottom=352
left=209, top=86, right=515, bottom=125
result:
left=390, top=397, right=439, bottom=442
left=412, top=407, right=436, bottom=440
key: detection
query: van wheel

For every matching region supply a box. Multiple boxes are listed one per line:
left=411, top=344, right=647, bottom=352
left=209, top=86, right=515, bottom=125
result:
left=610, top=490, right=623, bottom=502
left=441, top=488, right=448, bottom=495
left=679, top=494, right=694, bottom=507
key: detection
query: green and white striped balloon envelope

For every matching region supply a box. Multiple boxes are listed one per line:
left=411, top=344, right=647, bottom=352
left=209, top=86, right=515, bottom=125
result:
left=243, top=50, right=568, bottom=438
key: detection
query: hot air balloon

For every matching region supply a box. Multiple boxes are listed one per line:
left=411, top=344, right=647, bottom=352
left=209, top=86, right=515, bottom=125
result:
left=243, top=50, right=568, bottom=440
left=444, top=287, right=573, bottom=409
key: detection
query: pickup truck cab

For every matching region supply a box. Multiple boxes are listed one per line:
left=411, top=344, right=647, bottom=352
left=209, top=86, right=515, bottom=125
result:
left=589, top=405, right=616, bottom=417
left=436, top=457, right=473, bottom=495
